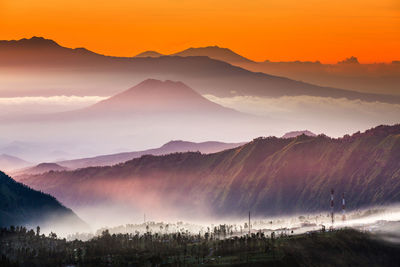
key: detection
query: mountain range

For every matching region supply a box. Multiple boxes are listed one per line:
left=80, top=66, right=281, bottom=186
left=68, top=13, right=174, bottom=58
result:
left=56, top=140, right=245, bottom=170
left=135, top=46, right=253, bottom=64
left=0, top=171, right=86, bottom=231
left=16, top=124, right=400, bottom=220
left=1, top=37, right=399, bottom=104
left=12, top=140, right=245, bottom=173
left=136, top=46, right=400, bottom=96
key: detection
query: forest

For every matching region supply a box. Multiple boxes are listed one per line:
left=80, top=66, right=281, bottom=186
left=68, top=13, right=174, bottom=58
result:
left=1, top=226, right=400, bottom=266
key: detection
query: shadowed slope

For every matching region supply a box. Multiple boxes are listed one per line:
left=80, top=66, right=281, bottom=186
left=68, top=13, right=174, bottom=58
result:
left=0, top=171, right=87, bottom=232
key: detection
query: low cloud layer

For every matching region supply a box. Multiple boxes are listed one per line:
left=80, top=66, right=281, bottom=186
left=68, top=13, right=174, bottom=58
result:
left=0, top=96, right=107, bottom=116
left=0, top=94, right=398, bottom=162
left=204, top=95, right=400, bottom=137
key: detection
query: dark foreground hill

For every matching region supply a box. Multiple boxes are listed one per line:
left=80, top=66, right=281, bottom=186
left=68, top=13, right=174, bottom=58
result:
left=18, top=125, right=400, bottom=218
left=0, top=171, right=87, bottom=232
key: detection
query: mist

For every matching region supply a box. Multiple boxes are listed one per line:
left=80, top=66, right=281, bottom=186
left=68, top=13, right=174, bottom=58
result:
left=204, top=94, right=400, bottom=137
left=42, top=203, right=400, bottom=242
left=1, top=92, right=399, bottom=163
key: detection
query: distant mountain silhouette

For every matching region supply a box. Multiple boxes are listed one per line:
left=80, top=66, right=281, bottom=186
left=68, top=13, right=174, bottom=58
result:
left=0, top=154, right=31, bottom=171
left=14, top=163, right=68, bottom=176
left=52, top=140, right=246, bottom=169
left=135, top=51, right=164, bottom=57
left=236, top=59, right=400, bottom=96
left=282, top=130, right=317, bottom=138
left=18, top=125, right=400, bottom=218
left=135, top=46, right=253, bottom=63
left=171, top=46, right=254, bottom=64
left=1, top=37, right=398, bottom=104
left=0, top=171, right=86, bottom=231
left=87, top=79, right=241, bottom=115
left=0, top=141, right=72, bottom=164
left=0, top=36, right=101, bottom=66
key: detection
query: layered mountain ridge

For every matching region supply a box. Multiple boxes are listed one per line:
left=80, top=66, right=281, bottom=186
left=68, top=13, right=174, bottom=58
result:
left=1, top=37, right=398, bottom=104
left=17, top=125, right=400, bottom=219
left=13, top=140, right=246, bottom=172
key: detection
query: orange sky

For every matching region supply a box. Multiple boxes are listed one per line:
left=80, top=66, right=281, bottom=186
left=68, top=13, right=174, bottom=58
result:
left=1, top=0, right=399, bottom=63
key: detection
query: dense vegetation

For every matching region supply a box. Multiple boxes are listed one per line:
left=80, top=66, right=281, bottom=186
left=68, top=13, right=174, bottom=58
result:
left=0, top=171, right=85, bottom=229
left=19, top=125, right=400, bottom=217
left=1, top=226, right=399, bottom=267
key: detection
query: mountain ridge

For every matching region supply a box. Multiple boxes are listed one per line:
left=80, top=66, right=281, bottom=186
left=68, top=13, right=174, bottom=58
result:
left=135, top=45, right=254, bottom=63
left=17, top=124, right=400, bottom=218
left=31, top=140, right=246, bottom=170
left=171, top=46, right=254, bottom=63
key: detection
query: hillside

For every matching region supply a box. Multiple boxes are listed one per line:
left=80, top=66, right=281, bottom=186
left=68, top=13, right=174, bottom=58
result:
left=0, top=171, right=86, bottom=231
left=55, top=140, right=245, bottom=169
left=1, top=37, right=399, bottom=104
left=18, top=125, right=400, bottom=219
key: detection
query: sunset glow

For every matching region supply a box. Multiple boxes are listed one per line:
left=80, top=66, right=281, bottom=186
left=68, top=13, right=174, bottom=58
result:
left=1, top=0, right=399, bottom=63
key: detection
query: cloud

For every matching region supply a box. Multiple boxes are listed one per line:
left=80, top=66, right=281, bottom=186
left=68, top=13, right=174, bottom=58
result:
left=0, top=95, right=107, bottom=105
left=204, top=94, right=400, bottom=137
left=0, top=95, right=108, bottom=115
